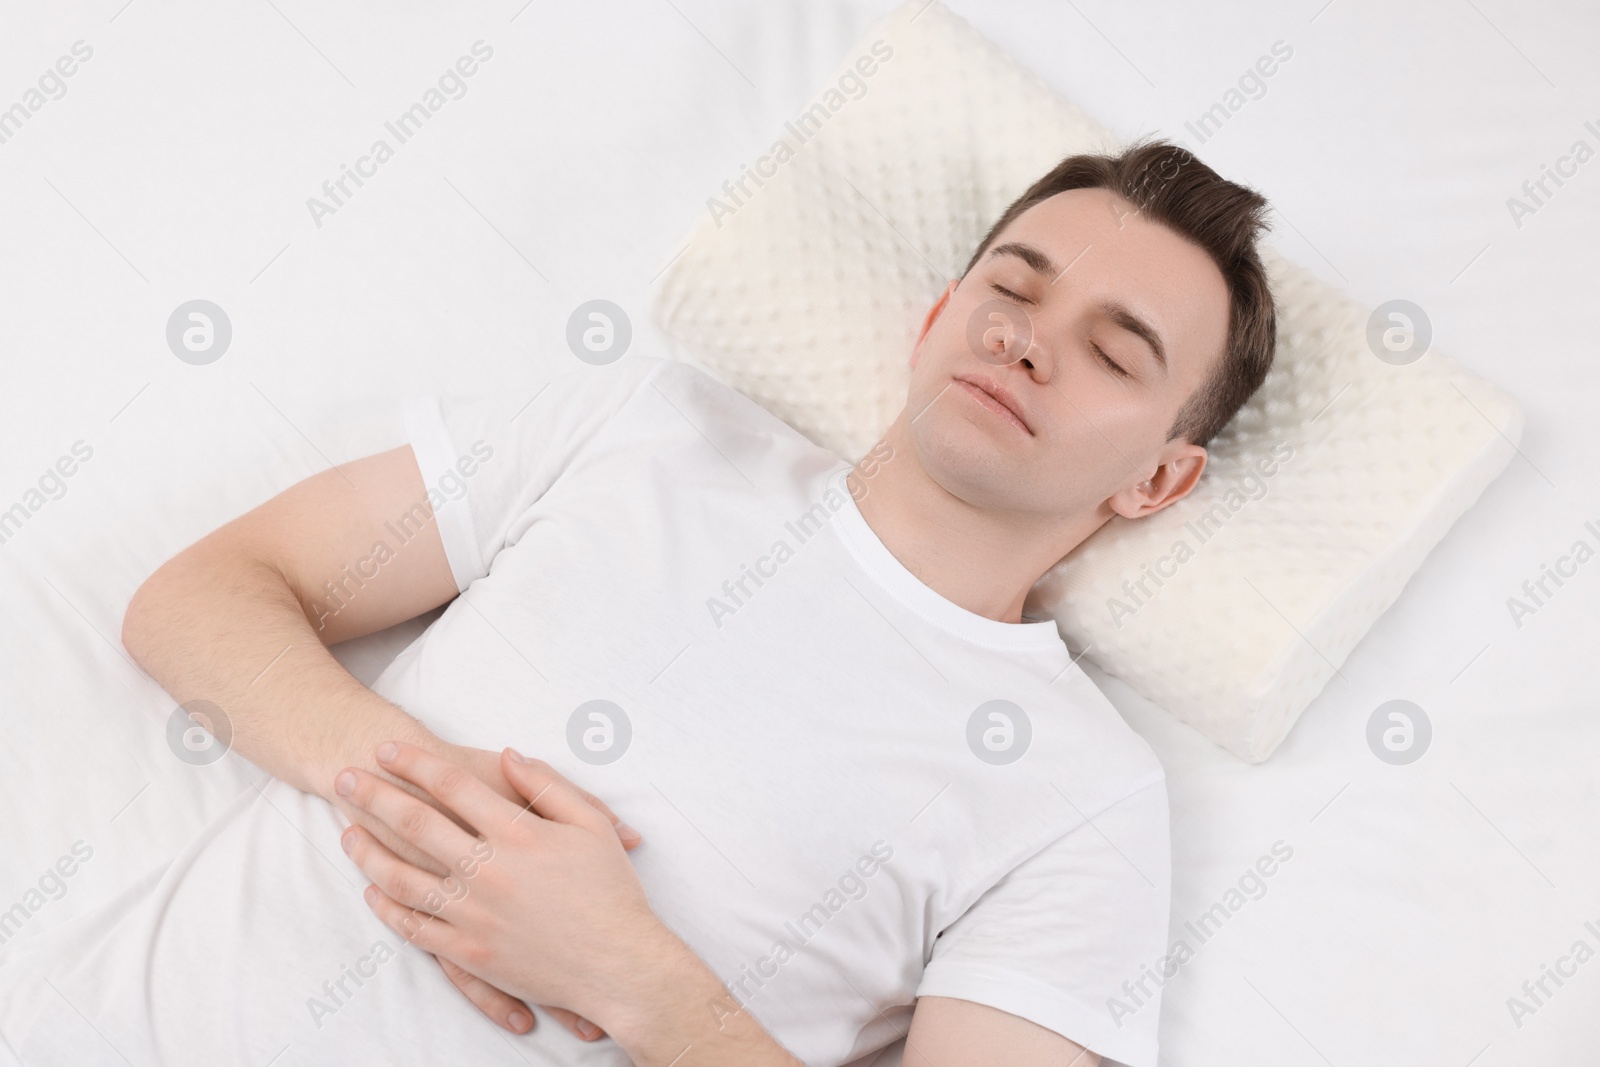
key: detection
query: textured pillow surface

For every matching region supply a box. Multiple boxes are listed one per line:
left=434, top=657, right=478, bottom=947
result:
left=648, top=0, right=1523, bottom=761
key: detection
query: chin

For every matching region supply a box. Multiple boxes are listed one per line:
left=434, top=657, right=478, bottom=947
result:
left=910, top=412, right=1028, bottom=511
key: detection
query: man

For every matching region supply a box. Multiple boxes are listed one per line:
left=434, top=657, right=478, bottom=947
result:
left=0, top=138, right=1275, bottom=1066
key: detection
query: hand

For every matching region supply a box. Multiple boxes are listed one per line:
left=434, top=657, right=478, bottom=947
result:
left=331, top=743, right=641, bottom=1043
left=334, top=742, right=677, bottom=1031
left=430, top=745, right=641, bottom=1041
left=338, top=743, right=642, bottom=868
left=448, top=744, right=643, bottom=849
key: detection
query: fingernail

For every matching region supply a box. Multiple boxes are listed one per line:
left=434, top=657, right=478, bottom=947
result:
left=340, top=829, right=355, bottom=853
left=376, top=741, right=399, bottom=763
left=507, top=1010, right=530, bottom=1032
left=335, top=771, right=356, bottom=797
left=577, top=1018, right=600, bottom=1039
left=505, top=746, right=527, bottom=763
left=363, top=885, right=378, bottom=905
left=616, top=822, right=641, bottom=842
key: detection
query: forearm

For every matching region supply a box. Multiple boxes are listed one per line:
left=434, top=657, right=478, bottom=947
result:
left=121, top=545, right=447, bottom=802
left=600, top=927, right=805, bottom=1067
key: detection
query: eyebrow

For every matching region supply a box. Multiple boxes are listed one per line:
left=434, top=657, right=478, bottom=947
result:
left=986, top=241, right=1169, bottom=376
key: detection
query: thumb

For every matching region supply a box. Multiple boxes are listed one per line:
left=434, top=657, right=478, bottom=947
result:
left=500, top=748, right=619, bottom=839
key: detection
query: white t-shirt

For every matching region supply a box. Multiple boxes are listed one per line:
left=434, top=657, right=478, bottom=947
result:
left=0, top=354, right=1171, bottom=1067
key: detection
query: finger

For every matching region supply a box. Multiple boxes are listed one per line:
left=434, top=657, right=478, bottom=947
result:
left=541, top=1005, right=607, bottom=1041
left=500, top=749, right=616, bottom=837
left=335, top=802, right=452, bottom=878
left=362, top=882, right=458, bottom=959
left=336, top=763, right=483, bottom=870
left=556, top=777, right=643, bottom=851
left=582, top=799, right=643, bottom=850
left=566, top=786, right=643, bottom=849
left=372, top=740, right=518, bottom=835
left=344, top=824, right=472, bottom=917
left=435, top=956, right=534, bottom=1035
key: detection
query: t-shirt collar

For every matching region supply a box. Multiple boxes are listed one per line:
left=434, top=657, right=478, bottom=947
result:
left=821, top=465, right=1066, bottom=654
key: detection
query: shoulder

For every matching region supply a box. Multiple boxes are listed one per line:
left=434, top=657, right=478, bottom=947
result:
left=1045, top=664, right=1168, bottom=819
left=634, top=354, right=838, bottom=454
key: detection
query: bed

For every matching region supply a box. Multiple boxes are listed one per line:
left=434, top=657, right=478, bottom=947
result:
left=1, top=0, right=1595, bottom=1063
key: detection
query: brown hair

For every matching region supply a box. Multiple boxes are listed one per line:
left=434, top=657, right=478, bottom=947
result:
left=961, top=137, right=1276, bottom=449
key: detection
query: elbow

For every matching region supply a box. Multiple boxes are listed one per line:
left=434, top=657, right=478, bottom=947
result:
left=121, top=552, right=190, bottom=665
left=121, top=569, right=161, bottom=665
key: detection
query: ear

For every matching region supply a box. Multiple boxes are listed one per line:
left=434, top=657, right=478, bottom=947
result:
left=1107, top=444, right=1208, bottom=519
left=909, top=280, right=959, bottom=369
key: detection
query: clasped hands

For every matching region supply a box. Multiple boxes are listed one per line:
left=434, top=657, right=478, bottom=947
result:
left=330, top=741, right=672, bottom=1045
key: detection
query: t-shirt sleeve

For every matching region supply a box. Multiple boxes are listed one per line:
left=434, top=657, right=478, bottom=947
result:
left=915, top=775, right=1172, bottom=1067
left=400, top=355, right=665, bottom=592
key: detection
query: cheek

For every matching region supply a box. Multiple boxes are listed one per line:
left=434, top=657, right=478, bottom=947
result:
left=1039, top=386, right=1158, bottom=471
left=929, top=294, right=998, bottom=361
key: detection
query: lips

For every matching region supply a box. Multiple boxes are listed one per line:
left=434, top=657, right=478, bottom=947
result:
left=953, top=374, right=1031, bottom=435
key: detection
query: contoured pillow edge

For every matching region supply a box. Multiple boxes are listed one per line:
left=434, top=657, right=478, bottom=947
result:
left=1032, top=247, right=1524, bottom=761
left=647, top=0, right=1525, bottom=762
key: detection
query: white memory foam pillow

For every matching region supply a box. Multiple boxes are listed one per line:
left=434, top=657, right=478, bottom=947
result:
left=646, top=0, right=1523, bottom=762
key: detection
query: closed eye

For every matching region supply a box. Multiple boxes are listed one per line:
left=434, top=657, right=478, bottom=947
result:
left=1091, top=342, right=1129, bottom=378
left=991, top=283, right=1129, bottom=378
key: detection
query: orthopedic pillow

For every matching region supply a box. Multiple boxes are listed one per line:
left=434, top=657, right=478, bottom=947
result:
left=647, top=0, right=1524, bottom=761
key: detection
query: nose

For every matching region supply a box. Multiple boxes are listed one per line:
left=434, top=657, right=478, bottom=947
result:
left=1015, top=341, right=1055, bottom=384
left=971, top=299, right=1034, bottom=368
left=1011, top=325, right=1057, bottom=388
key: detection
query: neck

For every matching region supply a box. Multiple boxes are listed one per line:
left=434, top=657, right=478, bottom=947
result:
left=845, top=418, right=1104, bottom=625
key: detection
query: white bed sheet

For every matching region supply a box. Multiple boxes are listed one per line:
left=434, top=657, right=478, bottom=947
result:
left=0, top=1, right=1594, bottom=1064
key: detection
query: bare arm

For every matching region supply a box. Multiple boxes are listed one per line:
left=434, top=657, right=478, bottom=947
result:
left=903, top=996, right=1099, bottom=1067
left=603, top=977, right=1100, bottom=1065
left=120, top=444, right=631, bottom=1040
left=120, top=445, right=467, bottom=808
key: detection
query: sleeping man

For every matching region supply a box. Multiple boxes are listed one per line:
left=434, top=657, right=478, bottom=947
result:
left=0, top=138, right=1275, bottom=1067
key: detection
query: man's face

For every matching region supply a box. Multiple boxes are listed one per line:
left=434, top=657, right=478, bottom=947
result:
left=902, top=186, right=1231, bottom=523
